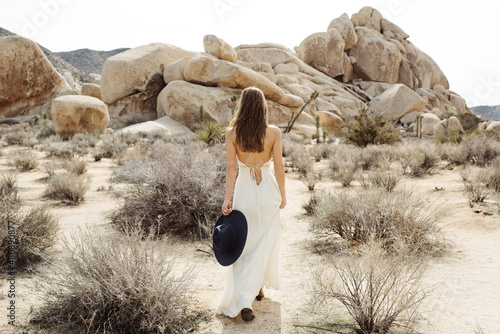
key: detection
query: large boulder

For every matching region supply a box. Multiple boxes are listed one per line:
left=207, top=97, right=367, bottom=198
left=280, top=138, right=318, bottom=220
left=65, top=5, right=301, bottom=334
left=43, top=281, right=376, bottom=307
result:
left=51, top=95, right=109, bottom=136
left=485, top=121, right=500, bottom=136
left=296, top=29, right=345, bottom=78
left=118, top=115, right=194, bottom=137
left=419, top=113, right=441, bottom=136
left=368, top=84, right=426, bottom=122
left=81, top=83, right=101, bottom=99
left=100, top=43, right=194, bottom=105
left=356, top=81, right=393, bottom=98
left=433, top=116, right=462, bottom=136
left=0, top=36, right=71, bottom=117
left=351, top=6, right=383, bottom=32
left=449, top=93, right=467, bottom=114
left=350, top=27, right=402, bottom=83
left=203, top=35, right=237, bottom=62
left=316, top=111, right=345, bottom=136
left=381, top=18, right=409, bottom=42
left=157, top=81, right=239, bottom=129
left=327, top=13, right=358, bottom=50
left=403, top=40, right=449, bottom=90
left=182, top=55, right=303, bottom=108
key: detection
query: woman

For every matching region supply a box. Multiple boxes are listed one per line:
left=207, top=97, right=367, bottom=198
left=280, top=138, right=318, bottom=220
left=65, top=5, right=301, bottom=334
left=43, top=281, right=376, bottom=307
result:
left=216, top=87, right=287, bottom=321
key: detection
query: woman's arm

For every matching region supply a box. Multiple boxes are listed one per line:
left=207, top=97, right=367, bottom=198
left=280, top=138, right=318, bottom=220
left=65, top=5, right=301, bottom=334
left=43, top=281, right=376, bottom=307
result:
left=271, top=127, right=287, bottom=209
left=222, top=128, right=237, bottom=215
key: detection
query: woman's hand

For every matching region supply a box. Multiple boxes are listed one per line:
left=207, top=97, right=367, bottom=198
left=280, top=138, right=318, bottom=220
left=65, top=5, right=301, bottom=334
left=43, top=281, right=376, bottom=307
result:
left=279, top=196, right=287, bottom=209
left=222, top=199, right=232, bottom=216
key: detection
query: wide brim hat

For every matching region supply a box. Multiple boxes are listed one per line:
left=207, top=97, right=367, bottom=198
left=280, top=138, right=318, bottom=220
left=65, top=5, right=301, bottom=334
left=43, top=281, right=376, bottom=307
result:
left=212, top=210, right=248, bottom=266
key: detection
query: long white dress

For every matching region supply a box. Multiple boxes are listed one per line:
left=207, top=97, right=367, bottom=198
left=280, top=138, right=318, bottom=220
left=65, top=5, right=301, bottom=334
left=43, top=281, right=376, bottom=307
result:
left=216, top=153, right=282, bottom=317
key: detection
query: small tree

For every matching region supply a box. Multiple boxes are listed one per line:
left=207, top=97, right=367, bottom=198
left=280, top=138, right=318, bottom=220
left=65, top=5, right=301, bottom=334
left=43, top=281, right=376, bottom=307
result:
left=344, top=106, right=400, bottom=147
left=285, top=90, right=320, bottom=133
left=315, top=114, right=321, bottom=144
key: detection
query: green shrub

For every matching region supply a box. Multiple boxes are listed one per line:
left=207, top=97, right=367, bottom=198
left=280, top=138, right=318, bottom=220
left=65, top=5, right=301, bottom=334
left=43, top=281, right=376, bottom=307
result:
left=196, top=121, right=225, bottom=145
left=344, top=107, right=400, bottom=147
left=33, top=229, right=200, bottom=333
left=456, top=112, right=482, bottom=132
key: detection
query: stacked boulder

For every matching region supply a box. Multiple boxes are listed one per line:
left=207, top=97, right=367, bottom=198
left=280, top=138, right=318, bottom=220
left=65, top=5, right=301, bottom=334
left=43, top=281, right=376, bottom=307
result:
left=1, top=7, right=475, bottom=138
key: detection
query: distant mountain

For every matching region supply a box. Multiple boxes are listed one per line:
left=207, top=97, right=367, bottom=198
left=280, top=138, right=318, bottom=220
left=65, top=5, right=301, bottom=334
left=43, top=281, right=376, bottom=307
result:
left=470, top=105, right=500, bottom=121
left=56, top=48, right=129, bottom=75
left=1, top=27, right=128, bottom=81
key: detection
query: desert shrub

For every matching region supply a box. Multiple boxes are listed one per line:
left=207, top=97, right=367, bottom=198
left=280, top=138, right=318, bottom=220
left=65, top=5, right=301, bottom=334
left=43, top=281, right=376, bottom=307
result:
left=366, top=167, right=399, bottom=192
left=302, top=171, right=323, bottom=191
left=42, top=140, right=83, bottom=159
left=110, top=142, right=226, bottom=239
left=36, top=119, right=56, bottom=139
left=0, top=206, right=58, bottom=269
left=358, top=145, right=395, bottom=171
left=42, top=160, right=61, bottom=177
left=33, top=229, right=199, bottom=334
left=196, top=121, right=225, bottom=146
left=310, top=245, right=428, bottom=334
left=335, top=160, right=359, bottom=187
left=456, top=134, right=500, bottom=166
left=63, top=158, right=87, bottom=175
left=344, top=107, right=400, bottom=147
left=310, top=144, right=330, bottom=162
left=456, top=112, right=482, bottom=132
left=290, top=149, right=313, bottom=177
left=463, top=172, right=488, bottom=207
left=303, top=193, right=320, bottom=216
left=6, top=149, right=39, bottom=171
left=311, top=188, right=442, bottom=255
left=399, top=142, right=440, bottom=176
left=70, top=132, right=99, bottom=149
left=43, top=173, right=91, bottom=205
left=96, top=133, right=128, bottom=159
left=484, top=159, right=500, bottom=192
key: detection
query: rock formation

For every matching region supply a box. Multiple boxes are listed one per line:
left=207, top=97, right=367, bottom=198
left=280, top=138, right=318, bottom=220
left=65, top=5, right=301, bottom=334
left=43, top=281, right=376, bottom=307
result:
left=0, top=36, right=71, bottom=117
left=1, top=7, right=475, bottom=138
left=51, top=95, right=109, bottom=136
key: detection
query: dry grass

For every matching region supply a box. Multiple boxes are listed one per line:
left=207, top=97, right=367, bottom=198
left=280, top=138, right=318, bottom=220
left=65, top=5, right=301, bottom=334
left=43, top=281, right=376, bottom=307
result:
left=63, top=158, right=88, bottom=175
left=0, top=206, right=59, bottom=269
left=399, top=142, right=440, bottom=176
left=310, top=245, right=428, bottom=334
left=32, top=229, right=202, bottom=333
left=311, top=188, right=443, bottom=256
left=6, top=149, right=39, bottom=171
left=110, top=141, right=226, bottom=239
left=463, top=173, right=489, bottom=207
left=365, top=167, right=400, bottom=192
left=290, top=149, right=314, bottom=177
left=43, top=173, right=91, bottom=205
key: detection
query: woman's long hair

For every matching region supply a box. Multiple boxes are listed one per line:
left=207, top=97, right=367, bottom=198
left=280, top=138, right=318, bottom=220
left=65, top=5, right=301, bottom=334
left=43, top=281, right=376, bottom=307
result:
left=230, top=87, right=268, bottom=152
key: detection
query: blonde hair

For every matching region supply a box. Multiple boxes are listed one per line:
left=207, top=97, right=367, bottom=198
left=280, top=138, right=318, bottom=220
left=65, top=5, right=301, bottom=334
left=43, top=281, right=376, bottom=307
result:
left=230, top=87, right=268, bottom=152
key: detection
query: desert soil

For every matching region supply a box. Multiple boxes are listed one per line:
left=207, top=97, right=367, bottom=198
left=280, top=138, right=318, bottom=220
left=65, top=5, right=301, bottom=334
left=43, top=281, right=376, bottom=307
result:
left=1, top=146, right=499, bottom=334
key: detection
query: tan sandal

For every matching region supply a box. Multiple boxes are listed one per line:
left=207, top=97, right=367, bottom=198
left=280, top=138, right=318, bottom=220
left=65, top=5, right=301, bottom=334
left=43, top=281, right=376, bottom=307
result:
left=241, top=308, right=255, bottom=321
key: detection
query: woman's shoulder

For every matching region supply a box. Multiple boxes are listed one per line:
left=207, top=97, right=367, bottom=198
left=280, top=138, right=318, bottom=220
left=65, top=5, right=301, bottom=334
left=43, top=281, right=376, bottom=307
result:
left=266, top=125, right=281, bottom=138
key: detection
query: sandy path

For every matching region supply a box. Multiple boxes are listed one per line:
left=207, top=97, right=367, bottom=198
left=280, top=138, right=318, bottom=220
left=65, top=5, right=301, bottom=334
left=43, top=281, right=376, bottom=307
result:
left=1, top=149, right=500, bottom=333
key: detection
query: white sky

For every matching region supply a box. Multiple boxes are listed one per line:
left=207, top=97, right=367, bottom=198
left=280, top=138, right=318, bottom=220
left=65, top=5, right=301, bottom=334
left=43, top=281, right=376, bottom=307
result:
left=1, top=0, right=499, bottom=107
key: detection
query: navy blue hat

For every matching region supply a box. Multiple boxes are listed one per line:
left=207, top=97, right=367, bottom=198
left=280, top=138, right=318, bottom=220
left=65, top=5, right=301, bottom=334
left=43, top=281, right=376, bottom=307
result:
left=212, top=210, right=247, bottom=266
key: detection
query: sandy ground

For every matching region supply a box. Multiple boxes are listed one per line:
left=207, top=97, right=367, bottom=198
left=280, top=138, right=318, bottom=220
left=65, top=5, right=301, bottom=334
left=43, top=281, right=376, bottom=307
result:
left=0, top=146, right=499, bottom=334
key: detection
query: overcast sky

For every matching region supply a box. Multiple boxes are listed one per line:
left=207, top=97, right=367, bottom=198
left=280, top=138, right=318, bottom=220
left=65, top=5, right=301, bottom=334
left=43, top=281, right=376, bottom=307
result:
left=1, top=0, right=499, bottom=107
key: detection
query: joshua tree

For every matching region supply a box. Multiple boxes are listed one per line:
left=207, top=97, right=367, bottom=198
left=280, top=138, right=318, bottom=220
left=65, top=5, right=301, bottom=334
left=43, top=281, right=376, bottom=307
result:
left=315, top=114, right=321, bottom=144
left=285, top=90, right=320, bottom=133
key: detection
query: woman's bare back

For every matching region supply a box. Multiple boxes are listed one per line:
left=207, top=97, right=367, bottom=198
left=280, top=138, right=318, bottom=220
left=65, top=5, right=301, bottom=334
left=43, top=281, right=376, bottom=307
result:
left=234, top=126, right=277, bottom=167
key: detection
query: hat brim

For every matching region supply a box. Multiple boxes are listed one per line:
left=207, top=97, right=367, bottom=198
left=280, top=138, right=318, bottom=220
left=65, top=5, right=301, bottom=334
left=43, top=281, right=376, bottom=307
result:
left=213, top=210, right=248, bottom=266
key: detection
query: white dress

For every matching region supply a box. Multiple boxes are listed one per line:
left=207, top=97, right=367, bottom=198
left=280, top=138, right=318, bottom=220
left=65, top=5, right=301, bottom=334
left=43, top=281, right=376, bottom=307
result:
left=216, top=153, right=282, bottom=317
